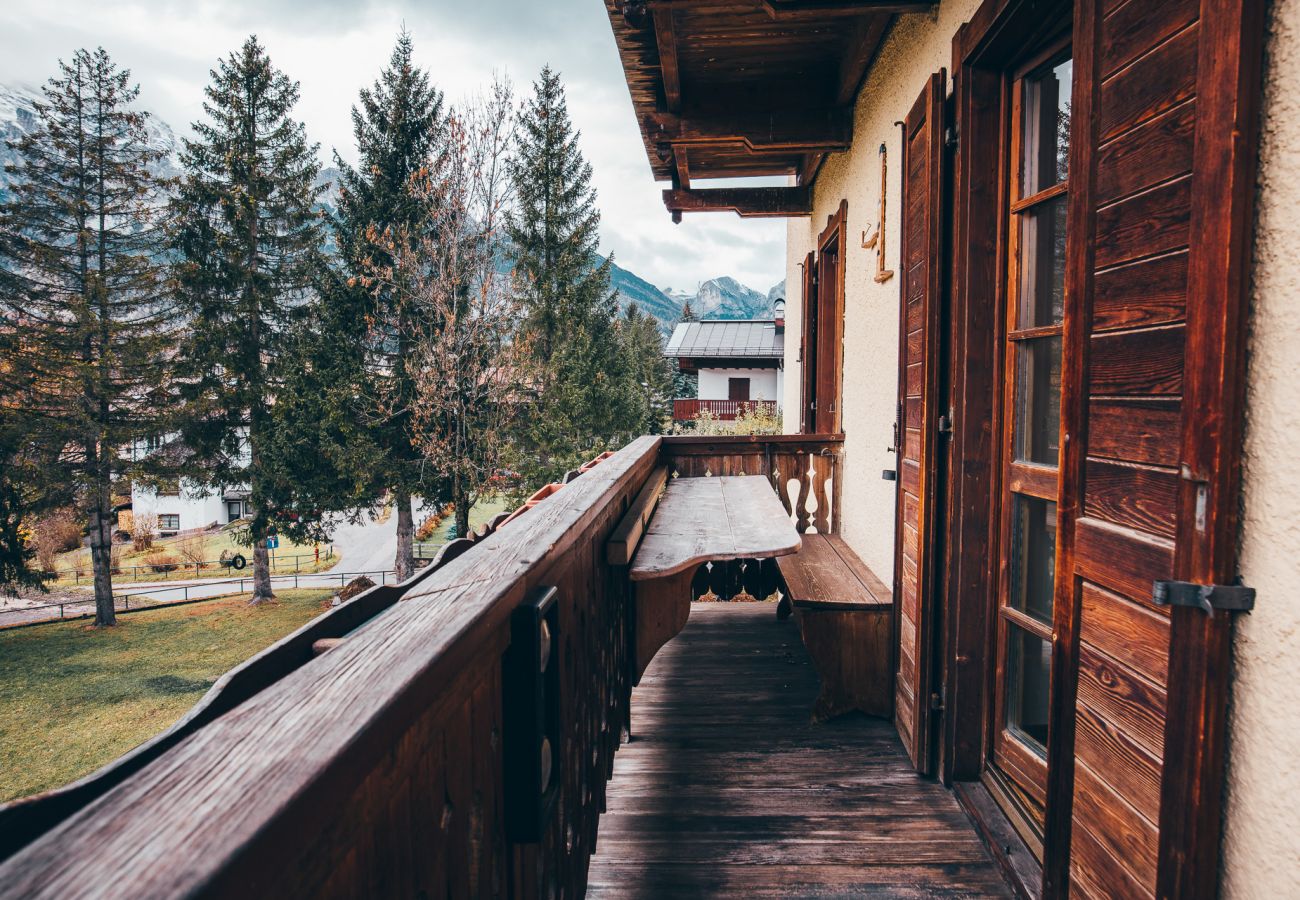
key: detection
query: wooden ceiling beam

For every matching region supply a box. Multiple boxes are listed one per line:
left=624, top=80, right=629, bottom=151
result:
left=798, top=152, right=826, bottom=186
left=646, top=107, right=852, bottom=153
left=674, top=146, right=692, bottom=188
left=640, top=1, right=933, bottom=20
left=663, top=186, right=812, bottom=218
left=653, top=10, right=682, bottom=112
left=836, top=14, right=892, bottom=104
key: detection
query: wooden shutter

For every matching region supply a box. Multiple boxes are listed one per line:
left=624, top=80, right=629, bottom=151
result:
left=814, top=202, right=847, bottom=434
left=1049, top=0, right=1263, bottom=895
left=800, top=251, right=818, bottom=433
left=893, top=71, right=946, bottom=775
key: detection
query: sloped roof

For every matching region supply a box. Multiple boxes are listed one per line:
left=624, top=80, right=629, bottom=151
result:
left=665, top=319, right=784, bottom=359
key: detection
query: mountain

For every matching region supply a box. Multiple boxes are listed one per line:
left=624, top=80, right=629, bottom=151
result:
left=0, top=82, right=181, bottom=201
left=601, top=256, right=683, bottom=327
left=611, top=272, right=785, bottom=334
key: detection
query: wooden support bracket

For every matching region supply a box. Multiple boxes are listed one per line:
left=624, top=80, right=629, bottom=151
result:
left=633, top=568, right=695, bottom=684
left=663, top=186, right=813, bottom=218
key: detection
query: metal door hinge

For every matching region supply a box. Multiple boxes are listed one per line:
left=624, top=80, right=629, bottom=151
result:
left=930, top=689, right=944, bottom=711
left=1152, top=580, right=1255, bottom=616
left=938, top=410, right=953, bottom=436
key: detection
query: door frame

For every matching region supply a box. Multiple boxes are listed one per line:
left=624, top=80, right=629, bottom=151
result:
left=943, top=0, right=1075, bottom=887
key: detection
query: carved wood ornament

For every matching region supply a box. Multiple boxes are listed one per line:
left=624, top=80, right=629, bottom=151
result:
left=860, top=141, right=896, bottom=283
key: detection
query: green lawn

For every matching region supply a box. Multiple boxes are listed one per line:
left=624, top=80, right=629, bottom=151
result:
left=50, top=527, right=339, bottom=586
left=416, top=495, right=511, bottom=548
left=0, top=589, right=335, bottom=803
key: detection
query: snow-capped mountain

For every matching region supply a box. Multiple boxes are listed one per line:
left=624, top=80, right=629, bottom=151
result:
left=0, top=82, right=182, bottom=200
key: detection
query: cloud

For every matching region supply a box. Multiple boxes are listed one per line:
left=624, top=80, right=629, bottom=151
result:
left=0, top=0, right=787, bottom=293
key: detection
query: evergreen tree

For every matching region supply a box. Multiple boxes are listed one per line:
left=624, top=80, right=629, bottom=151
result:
left=672, top=302, right=698, bottom=402
left=0, top=48, right=173, bottom=624
left=620, top=302, right=674, bottom=434
left=507, top=67, right=638, bottom=485
left=331, top=30, right=446, bottom=580
left=171, top=36, right=325, bottom=604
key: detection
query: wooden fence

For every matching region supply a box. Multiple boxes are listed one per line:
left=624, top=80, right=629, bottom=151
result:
left=671, top=398, right=778, bottom=421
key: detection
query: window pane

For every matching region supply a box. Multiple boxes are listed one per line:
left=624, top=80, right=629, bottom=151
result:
left=1014, top=335, right=1062, bottom=465
left=1017, top=194, right=1067, bottom=329
left=1021, top=55, right=1073, bottom=196
left=1009, top=494, right=1057, bottom=623
left=1006, top=624, right=1052, bottom=756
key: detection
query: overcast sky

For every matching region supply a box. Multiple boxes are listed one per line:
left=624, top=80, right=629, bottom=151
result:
left=0, top=0, right=787, bottom=295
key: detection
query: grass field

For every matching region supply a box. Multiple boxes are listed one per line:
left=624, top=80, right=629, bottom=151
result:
left=416, top=495, right=511, bottom=547
left=0, top=589, right=335, bottom=803
left=49, top=526, right=338, bottom=586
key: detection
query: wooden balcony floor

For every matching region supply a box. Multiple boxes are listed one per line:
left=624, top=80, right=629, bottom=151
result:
left=586, top=603, right=1011, bottom=898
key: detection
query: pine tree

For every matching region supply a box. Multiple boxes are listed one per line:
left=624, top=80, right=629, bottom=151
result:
left=0, top=48, right=173, bottom=624
left=508, top=67, right=638, bottom=484
left=171, top=36, right=325, bottom=604
left=331, top=30, right=446, bottom=580
left=679, top=300, right=697, bottom=321
left=620, top=302, right=674, bottom=434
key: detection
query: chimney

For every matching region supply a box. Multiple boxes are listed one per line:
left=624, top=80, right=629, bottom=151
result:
left=773, top=298, right=786, bottom=331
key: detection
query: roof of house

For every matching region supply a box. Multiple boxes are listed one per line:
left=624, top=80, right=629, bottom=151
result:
left=665, top=319, right=784, bottom=359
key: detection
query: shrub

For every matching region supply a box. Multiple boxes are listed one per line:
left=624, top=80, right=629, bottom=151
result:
left=144, top=551, right=179, bottom=573
left=670, top=403, right=782, bottom=437
left=31, top=509, right=82, bottom=572
left=174, top=535, right=207, bottom=569
left=109, top=543, right=124, bottom=575
left=132, top=511, right=156, bottom=552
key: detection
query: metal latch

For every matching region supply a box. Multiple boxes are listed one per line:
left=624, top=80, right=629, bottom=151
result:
left=1152, top=580, right=1255, bottom=616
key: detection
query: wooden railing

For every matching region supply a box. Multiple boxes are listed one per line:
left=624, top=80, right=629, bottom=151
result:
left=0, top=433, right=843, bottom=898
left=672, top=398, right=778, bottom=421
left=0, top=437, right=659, bottom=898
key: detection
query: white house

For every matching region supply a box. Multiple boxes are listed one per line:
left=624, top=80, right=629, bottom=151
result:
left=129, top=433, right=251, bottom=536
left=665, top=308, right=785, bottom=423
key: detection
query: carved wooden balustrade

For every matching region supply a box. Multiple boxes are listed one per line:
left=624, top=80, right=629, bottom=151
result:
left=0, top=433, right=843, bottom=900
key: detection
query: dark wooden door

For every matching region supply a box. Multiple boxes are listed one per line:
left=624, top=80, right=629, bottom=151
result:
left=1046, top=0, right=1264, bottom=895
left=893, top=71, right=947, bottom=776
left=800, top=250, right=818, bottom=433
left=728, top=378, right=750, bottom=401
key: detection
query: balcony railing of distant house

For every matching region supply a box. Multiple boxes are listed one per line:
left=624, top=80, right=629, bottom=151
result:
left=672, top=398, right=778, bottom=421
left=0, top=433, right=843, bottom=898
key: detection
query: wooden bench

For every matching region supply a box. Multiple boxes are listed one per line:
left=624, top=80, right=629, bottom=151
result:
left=776, top=534, right=893, bottom=722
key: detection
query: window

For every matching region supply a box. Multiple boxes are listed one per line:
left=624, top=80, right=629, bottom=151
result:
left=728, top=378, right=751, bottom=401
left=992, top=42, right=1071, bottom=817
left=158, top=514, right=180, bottom=532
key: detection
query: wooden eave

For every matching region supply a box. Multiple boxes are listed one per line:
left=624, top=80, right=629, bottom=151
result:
left=605, top=0, right=926, bottom=218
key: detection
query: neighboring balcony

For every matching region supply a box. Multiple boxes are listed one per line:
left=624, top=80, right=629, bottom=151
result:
left=672, top=398, right=778, bottom=421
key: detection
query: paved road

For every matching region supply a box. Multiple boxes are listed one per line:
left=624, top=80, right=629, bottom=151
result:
left=0, top=499, right=436, bottom=628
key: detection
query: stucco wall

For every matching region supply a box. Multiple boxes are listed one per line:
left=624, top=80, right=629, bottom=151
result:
left=1221, top=0, right=1300, bottom=893
left=784, top=0, right=981, bottom=580
left=697, top=366, right=780, bottom=402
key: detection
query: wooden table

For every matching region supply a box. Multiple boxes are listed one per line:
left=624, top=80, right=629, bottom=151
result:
left=628, top=476, right=800, bottom=681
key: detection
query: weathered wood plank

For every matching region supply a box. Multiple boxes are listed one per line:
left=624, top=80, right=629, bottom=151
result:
left=587, top=604, right=1010, bottom=897
left=629, top=475, right=800, bottom=580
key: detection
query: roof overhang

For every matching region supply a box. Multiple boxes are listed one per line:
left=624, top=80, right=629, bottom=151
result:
left=605, top=0, right=930, bottom=220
